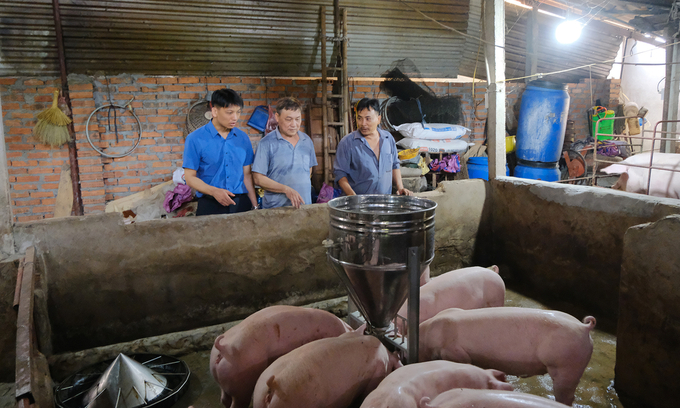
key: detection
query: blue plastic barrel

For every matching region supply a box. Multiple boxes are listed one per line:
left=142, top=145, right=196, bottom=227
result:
left=516, top=81, right=570, bottom=163
left=467, top=157, right=509, bottom=181
left=514, top=161, right=560, bottom=181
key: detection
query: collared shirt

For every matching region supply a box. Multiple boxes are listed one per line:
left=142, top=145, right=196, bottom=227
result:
left=333, top=127, right=400, bottom=195
left=252, top=128, right=318, bottom=208
left=182, top=120, right=254, bottom=197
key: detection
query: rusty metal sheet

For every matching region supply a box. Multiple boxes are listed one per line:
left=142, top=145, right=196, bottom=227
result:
left=15, top=246, right=36, bottom=402
left=0, top=0, right=468, bottom=77
left=459, top=0, right=623, bottom=83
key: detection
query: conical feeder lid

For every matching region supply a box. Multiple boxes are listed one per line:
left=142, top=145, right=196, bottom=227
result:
left=330, top=259, right=420, bottom=329
left=82, top=354, right=168, bottom=408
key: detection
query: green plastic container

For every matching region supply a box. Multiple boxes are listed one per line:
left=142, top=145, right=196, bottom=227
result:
left=591, top=108, right=614, bottom=140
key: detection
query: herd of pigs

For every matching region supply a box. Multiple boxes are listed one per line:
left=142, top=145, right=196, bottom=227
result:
left=207, top=266, right=597, bottom=408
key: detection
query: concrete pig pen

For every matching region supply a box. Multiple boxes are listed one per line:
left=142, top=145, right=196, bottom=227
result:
left=1, top=178, right=679, bottom=408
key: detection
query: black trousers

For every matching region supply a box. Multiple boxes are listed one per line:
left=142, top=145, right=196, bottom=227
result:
left=196, top=194, right=252, bottom=216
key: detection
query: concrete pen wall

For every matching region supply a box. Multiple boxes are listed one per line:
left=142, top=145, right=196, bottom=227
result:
left=10, top=180, right=488, bottom=355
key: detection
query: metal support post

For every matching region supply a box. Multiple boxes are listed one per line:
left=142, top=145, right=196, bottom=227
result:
left=407, top=247, right=420, bottom=364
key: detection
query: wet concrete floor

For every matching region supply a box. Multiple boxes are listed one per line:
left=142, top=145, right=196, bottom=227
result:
left=172, top=289, right=623, bottom=408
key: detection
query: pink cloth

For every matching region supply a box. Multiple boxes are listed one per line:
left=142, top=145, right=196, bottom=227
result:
left=429, top=154, right=460, bottom=173
left=265, top=105, right=278, bottom=134
left=164, top=184, right=193, bottom=212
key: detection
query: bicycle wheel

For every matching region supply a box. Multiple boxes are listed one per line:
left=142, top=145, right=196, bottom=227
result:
left=85, top=104, right=142, bottom=158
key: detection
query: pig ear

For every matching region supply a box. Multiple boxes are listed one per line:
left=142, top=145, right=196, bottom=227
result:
left=487, top=265, right=500, bottom=273
left=214, top=335, right=237, bottom=357
left=390, top=350, right=404, bottom=370
left=612, top=172, right=629, bottom=191
left=601, top=164, right=627, bottom=174
left=354, top=323, right=367, bottom=334
left=342, top=321, right=353, bottom=332
left=489, top=369, right=507, bottom=382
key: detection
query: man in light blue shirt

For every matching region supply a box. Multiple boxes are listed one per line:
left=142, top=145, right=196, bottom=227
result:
left=252, top=97, right=318, bottom=208
left=334, top=98, right=412, bottom=196
left=183, top=88, right=258, bottom=216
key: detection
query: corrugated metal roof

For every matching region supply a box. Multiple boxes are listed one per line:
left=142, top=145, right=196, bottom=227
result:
left=459, top=1, right=624, bottom=83
left=0, top=0, right=470, bottom=78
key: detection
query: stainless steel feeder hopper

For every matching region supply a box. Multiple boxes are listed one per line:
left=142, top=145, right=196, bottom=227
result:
left=324, top=195, right=437, bottom=363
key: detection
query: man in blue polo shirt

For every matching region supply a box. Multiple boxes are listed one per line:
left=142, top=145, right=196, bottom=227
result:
left=183, top=88, right=258, bottom=216
left=252, top=97, right=317, bottom=209
left=334, top=98, right=412, bottom=196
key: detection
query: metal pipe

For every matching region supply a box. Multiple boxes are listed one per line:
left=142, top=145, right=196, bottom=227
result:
left=619, top=36, right=629, bottom=80
left=52, top=0, right=84, bottom=216
left=407, top=246, right=419, bottom=364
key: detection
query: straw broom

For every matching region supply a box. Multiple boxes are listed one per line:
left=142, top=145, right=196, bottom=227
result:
left=33, top=89, right=72, bottom=147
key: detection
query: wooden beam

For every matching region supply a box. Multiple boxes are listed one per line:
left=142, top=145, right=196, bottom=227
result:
left=484, top=0, right=506, bottom=179
left=12, top=259, right=25, bottom=310
left=53, top=163, right=73, bottom=218
left=15, top=246, right=36, bottom=403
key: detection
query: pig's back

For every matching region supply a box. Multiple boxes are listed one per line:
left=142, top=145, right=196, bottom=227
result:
left=426, top=388, right=569, bottom=408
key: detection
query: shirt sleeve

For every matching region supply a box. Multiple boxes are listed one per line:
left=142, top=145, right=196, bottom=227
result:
left=182, top=135, right=200, bottom=170
left=333, top=137, right=351, bottom=181
left=390, top=135, right=400, bottom=170
left=251, top=137, right=269, bottom=175
left=243, top=134, right=255, bottom=166
left=310, top=140, right=318, bottom=167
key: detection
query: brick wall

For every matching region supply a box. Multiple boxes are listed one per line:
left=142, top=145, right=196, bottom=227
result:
left=1, top=75, right=619, bottom=222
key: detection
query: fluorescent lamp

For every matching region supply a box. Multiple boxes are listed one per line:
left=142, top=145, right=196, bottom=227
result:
left=555, top=20, right=583, bottom=44
left=504, top=0, right=565, bottom=19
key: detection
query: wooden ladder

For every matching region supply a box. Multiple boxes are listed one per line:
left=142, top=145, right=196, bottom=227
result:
left=320, top=4, right=350, bottom=185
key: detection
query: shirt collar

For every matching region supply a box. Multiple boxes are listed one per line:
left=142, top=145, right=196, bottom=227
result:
left=207, top=120, right=234, bottom=139
left=353, top=128, right=388, bottom=140
left=275, top=127, right=304, bottom=141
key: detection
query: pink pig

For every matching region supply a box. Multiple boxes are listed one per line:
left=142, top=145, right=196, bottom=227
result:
left=360, top=361, right=513, bottom=408
left=252, top=331, right=402, bottom=408
left=397, top=266, right=505, bottom=331
left=601, top=152, right=680, bottom=199
left=420, top=388, right=570, bottom=408
left=419, top=307, right=596, bottom=406
left=209, top=305, right=351, bottom=408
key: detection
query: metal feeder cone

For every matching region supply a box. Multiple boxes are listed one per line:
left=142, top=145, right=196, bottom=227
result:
left=82, top=354, right=168, bottom=408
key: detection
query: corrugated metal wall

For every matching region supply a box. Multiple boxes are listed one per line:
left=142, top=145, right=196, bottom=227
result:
left=0, top=0, right=469, bottom=78
left=0, top=0, right=624, bottom=81
left=459, top=1, right=623, bottom=83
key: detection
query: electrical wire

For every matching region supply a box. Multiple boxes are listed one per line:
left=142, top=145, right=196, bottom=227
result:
left=397, top=0, right=504, bottom=48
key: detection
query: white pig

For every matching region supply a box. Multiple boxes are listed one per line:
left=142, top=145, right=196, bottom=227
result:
left=419, top=307, right=596, bottom=406
left=253, top=331, right=401, bottom=408
left=601, top=152, right=680, bottom=199
left=397, top=266, right=505, bottom=333
left=360, top=361, right=513, bottom=408
left=210, top=305, right=351, bottom=408
left=420, top=388, right=570, bottom=408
